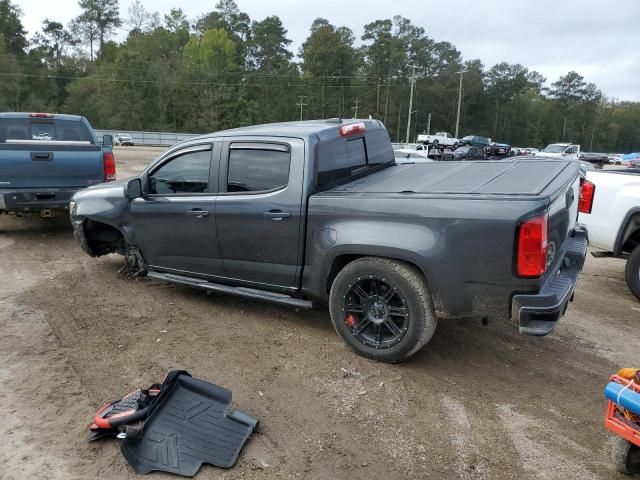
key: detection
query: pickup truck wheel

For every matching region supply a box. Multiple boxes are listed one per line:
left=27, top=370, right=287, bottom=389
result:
left=611, top=436, right=640, bottom=474
left=625, top=245, right=640, bottom=301
left=329, top=257, right=437, bottom=363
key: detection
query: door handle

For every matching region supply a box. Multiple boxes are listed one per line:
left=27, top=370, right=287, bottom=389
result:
left=187, top=209, right=209, bottom=218
left=264, top=210, right=291, bottom=221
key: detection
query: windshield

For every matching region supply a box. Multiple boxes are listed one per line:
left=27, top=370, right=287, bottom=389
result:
left=462, top=136, right=474, bottom=141
left=544, top=145, right=566, bottom=153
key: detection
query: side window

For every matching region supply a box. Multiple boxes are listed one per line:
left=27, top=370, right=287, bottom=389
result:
left=148, top=148, right=212, bottom=195
left=227, top=144, right=290, bottom=193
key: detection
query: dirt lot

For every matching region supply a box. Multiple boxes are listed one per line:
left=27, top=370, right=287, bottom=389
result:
left=0, top=146, right=638, bottom=479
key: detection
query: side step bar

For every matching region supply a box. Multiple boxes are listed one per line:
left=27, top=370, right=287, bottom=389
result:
left=147, top=271, right=313, bottom=309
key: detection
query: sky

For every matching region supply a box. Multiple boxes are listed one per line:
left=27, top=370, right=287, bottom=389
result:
left=16, top=0, right=640, bottom=101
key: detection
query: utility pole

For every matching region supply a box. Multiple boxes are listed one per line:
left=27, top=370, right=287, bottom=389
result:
left=426, top=112, right=431, bottom=135
left=376, top=77, right=380, bottom=115
left=454, top=69, right=465, bottom=139
left=406, top=64, right=421, bottom=145
left=590, top=127, right=595, bottom=151
left=352, top=98, right=360, bottom=119
left=296, top=95, right=307, bottom=121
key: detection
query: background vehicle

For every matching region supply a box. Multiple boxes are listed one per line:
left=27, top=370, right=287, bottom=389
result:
left=487, top=142, right=511, bottom=158
left=416, top=131, right=459, bottom=148
left=115, top=133, right=134, bottom=146
left=578, top=169, right=640, bottom=300
left=0, top=112, right=115, bottom=216
left=459, top=135, right=491, bottom=148
left=540, top=143, right=580, bottom=159
left=578, top=152, right=608, bottom=169
left=628, top=157, right=640, bottom=169
left=524, top=147, right=540, bottom=155
left=394, top=149, right=433, bottom=163
left=510, top=147, right=525, bottom=156
left=447, top=144, right=486, bottom=161
left=71, top=119, right=587, bottom=363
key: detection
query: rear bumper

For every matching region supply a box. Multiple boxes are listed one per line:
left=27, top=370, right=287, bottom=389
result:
left=512, top=226, right=588, bottom=336
left=0, top=188, right=80, bottom=212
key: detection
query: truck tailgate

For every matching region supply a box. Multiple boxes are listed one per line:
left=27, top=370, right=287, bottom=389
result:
left=0, top=143, right=104, bottom=188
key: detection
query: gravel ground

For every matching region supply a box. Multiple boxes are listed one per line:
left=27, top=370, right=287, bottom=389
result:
left=0, top=146, right=637, bottom=479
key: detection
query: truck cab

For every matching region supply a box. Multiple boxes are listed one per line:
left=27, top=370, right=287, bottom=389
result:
left=541, top=143, right=581, bottom=159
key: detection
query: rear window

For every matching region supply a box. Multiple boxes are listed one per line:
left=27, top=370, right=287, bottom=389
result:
left=0, top=118, right=93, bottom=144
left=317, top=128, right=393, bottom=188
left=227, top=144, right=291, bottom=193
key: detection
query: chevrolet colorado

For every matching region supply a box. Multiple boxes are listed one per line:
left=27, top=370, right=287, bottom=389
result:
left=0, top=112, right=115, bottom=216
left=70, top=119, right=588, bottom=362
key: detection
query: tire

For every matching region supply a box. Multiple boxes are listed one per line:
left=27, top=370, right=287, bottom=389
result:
left=611, top=436, right=640, bottom=475
left=625, top=245, right=640, bottom=301
left=328, top=257, right=438, bottom=363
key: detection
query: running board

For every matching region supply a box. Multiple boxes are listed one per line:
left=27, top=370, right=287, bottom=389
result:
left=147, top=272, right=313, bottom=309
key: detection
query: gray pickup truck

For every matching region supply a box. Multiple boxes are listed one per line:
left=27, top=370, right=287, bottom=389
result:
left=70, top=119, right=588, bottom=362
left=0, top=112, right=115, bottom=216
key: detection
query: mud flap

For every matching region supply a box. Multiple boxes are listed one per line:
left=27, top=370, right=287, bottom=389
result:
left=120, top=374, right=258, bottom=476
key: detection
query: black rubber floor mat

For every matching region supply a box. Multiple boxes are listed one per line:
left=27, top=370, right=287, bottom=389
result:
left=120, top=375, right=258, bottom=476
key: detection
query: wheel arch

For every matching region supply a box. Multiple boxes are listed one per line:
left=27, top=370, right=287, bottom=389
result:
left=614, top=208, right=640, bottom=255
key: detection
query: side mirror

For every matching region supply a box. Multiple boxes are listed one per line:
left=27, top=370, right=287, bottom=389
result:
left=125, top=178, right=142, bottom=200
left=103, top=134, right=113, bottom=146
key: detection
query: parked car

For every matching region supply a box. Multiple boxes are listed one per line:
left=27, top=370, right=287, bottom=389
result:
left=578, top=169, right=640, bottom=300
left=459, top=135, right=491, bottom=148
left=115, top=133, right=134, bottom=146
left=487, top=142, right=511, bottom=157
left=416, top=131, right=459, bottom=148
left=578, top=152, right=608, bottom=169
left=70, top=119, right=587, bottom=363
left=0, top=112, right=115, bottom=217
left=448, top=144, right=486, bottom=161
left=510, top=147, right=525, bottom=156
left=524, top=147, right=540, bottom=156
left=540, top=143, right=580, bottom=159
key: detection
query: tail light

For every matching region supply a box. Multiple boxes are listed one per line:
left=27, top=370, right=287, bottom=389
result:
left=103, top=151, right=116, bottom=182
left=339, top=122, right=365, bottom=136
left=578, top=179, right=595, bottom=214
left=517, top=212, right=548, bottom=277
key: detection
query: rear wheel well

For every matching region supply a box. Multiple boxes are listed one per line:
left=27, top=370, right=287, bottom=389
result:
left=620, top=214, right=640, bottom=254
left=325, top=254, right=427, bottom=295
left=84, top=220, right=125, bottom=256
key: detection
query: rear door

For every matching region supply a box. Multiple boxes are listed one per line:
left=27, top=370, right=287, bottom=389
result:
left=129, top=143, right=224, bottom=277
left=0, top=116, right=104, bottom=188
left=215, top=138, right=304, bottom=289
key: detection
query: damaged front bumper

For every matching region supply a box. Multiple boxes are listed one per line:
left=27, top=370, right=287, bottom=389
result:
left=512, top=226, right=588, bottom=336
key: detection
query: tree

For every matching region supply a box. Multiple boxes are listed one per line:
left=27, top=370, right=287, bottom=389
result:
left=249, top=16, right=291, bottom=73
left=126, top=0, right=159, bottom=37
left=164, top=8, right=189, bottom=33
left=33, top=20, right=77, bottom=68
left=550, top=71, right=602, bottom=140
left=70, top=12, right=98, bottom=60
left=75, top=0, right=121, bottom=53
left=0, top=0, right=27, bottom=55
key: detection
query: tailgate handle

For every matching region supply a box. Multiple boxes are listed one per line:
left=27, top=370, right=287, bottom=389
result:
left=31, top=152, right=53, bottom=161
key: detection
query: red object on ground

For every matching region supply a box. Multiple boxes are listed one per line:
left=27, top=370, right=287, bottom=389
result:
left=604, top=374, right=640, bottom=448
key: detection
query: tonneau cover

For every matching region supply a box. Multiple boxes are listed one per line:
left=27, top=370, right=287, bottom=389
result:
left=328, top=160, right=577, bottom=196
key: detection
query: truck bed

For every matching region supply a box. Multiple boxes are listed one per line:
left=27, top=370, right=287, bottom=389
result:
left=325, top=159, right=578, bottom=198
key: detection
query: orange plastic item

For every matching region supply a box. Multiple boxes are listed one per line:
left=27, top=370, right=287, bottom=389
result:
left=618, top=368, right=640, bottom=381
left=605, top=375, right=640, bottom=448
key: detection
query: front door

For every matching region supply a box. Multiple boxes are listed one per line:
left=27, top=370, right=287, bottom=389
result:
left=214, top=139, right=304, bottom=289
left=129, top=143, right=224, bottom=277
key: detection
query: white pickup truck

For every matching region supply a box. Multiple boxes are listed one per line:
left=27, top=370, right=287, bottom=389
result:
left=539, top=143, right=581, bottom=159
left=578, top=170, right=640, bottom=300
left=416, top=131, right=459, bottom=148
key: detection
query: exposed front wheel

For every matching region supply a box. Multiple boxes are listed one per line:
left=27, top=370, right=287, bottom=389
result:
left=329, top=257, right=437, bottom=363
left=625, top=245, right=640, bottom=301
